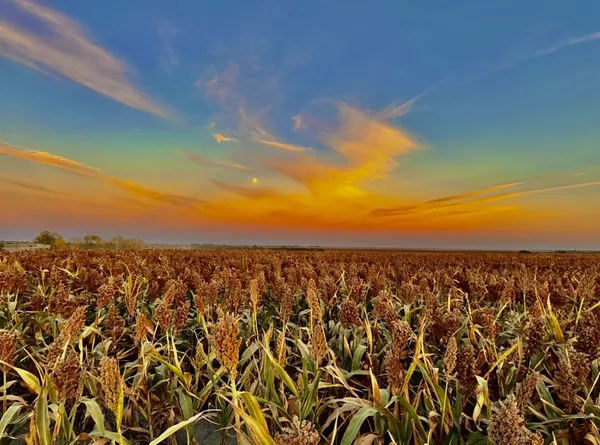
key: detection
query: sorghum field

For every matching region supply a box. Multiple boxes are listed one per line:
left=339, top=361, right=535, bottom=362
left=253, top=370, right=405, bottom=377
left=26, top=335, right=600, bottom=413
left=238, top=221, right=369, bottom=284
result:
left=1, top=249, right=600, bottom=445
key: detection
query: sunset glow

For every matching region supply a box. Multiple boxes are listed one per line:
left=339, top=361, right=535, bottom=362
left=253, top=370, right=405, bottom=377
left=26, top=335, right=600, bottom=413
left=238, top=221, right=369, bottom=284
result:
left=1, top=0, right=599, bottom=248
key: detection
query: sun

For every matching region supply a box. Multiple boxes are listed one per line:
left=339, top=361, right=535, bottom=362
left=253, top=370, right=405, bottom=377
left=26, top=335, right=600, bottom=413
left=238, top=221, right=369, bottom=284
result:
left=252, top=177, right=258, bottom=184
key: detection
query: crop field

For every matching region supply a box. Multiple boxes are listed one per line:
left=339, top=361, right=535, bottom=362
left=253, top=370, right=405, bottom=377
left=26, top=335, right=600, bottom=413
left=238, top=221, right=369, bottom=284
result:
left=0, top=249, right=600, bottom=444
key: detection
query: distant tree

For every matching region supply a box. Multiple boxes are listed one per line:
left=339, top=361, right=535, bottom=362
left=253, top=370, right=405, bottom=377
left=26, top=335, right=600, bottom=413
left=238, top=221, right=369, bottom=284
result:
left=83, top=235, right=102, bottom=247
left=54, top=238, right=67, bottom=250
left=126, top=238, right=146, bottom=249
left=34, top=231, right=57, bottom=246
left=33, top=231, right=65, bottom=249
left=68, top=237, right=83, bottom=246
left=105, top=236, right=145, bottom=249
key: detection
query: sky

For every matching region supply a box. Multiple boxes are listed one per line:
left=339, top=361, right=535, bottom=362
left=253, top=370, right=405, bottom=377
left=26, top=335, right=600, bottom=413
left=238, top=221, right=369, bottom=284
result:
left=1, top=0, right=599, bottom=249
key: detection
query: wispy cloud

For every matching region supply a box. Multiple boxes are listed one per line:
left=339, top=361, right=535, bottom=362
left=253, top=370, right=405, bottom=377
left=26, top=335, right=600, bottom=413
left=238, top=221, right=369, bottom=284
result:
left=0, top=0, right=168, bottom=117
left=259, top=140, right=311, bottom=152
left=196, top=63, right=241, bottom=107
left=536, top=31, right=600, bottom=57
left=371, top=180, right=600, bottom=218
left=157, top=20, right=180, bottom=75
left=376, top=79, right=443, bottom=120
left=213, top=133, right=238, bottom=144
left=105, top=177, right=204, bottom=208
left=238, top=107, right=276, bottom=141
left=1, top=142, right=204, bottom=208
left=0, top=174, right=71, bottom=197
left=0, top=144, right=101, bottom=175
left=180, top=152, right=248, bottom=171
left=371, top=182, right=526, bottom=217
left=212, top=180, right=280, bottom=199
left=292, top=114, right=304, bottom=131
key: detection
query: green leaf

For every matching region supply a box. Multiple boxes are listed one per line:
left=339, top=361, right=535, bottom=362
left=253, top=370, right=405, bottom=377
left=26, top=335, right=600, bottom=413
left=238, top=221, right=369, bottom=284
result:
left=466, top=431, right=488, bottom=445
left=396, top=396, right=428, bottom=441
left=0, top=403, right=23, bottom=438
left=536, top=379, right=564, bottom=419
left=152, top=354, right=189, bottom=385
left=297, top=339, right=312, bottom=364
left=340, top=407, right=378, bottom=445
left=177, top=389, right=194, bottom=420
left=452, top=381, right=463, bottom=430
left=0, top=360, right=41, bottom=395
left=261, top=344, right=299, bottom=397
left=442, top=428, right=461, bottom=445
left=81, top=397, right=105, bottom=436
left=352, top=344, right=367, bottom=371
left=230, top=403, right=277, bottom=445
left=537, top=413, right=596, bottom=425
left=240, top=343, right=259, bottom=363
left=300, top=371, right=321, bottom=421
left=35, top=385, right=52, bottom=445
left=94, top=430, right=132, bottom=445
left=149, top=412, right=207, bottom=445
left=116, top=380, right=124, bottom=432
left=240, top=392, right=268, bottom=431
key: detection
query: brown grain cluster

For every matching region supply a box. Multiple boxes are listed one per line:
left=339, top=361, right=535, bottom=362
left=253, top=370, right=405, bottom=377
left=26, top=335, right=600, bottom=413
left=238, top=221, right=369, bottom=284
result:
left=53, top=354, right=82, bottom=401
left=456, top=345, right=479, bottom=398
left=384, top=320, right=412, bottom=392
left=373, top=289, right=396, bottom=323
left=444, top=335, right=458, bottom=376
left=135, top=312, right=154, bottom=343
left=97, top=280, right=116, bottom=309
left=0, top=332, right=17, bottom=371
left=488, top=395, right=543, bottom=445
left=517, top=371, right=539, bottom=410
left=275, top=416, right=320, bottom=445
left=210, top=309, right=241, bottom=379
left=340, top=298, right=360, bottom=328
left=311, top=323, right=327, bottom=365
left=105, top=304, right=125, bottom=341
left=306, top=278, right=322, bottom=322
left=99, top=356, right=121, bottom=413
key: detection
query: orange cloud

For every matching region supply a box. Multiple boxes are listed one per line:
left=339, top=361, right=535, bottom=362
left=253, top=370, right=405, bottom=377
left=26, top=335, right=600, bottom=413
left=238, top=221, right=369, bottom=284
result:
left=105, top=177, right=205, bottom=208
left=322, top=103, right=417, bottom=176
left=0, top=0, right=168, bottom=117
left=0, top=174, right=71, bottom=197
left=371, top=180, right=600, bottom=219
left=371, top=181, right=526, bottom=217
left=259, top=140, right=310, bottom=152
left=1, top=143, right=204, bottom=208
left=213, top=133, right=238, bottom=143
left=0, top=144, right=100, bottom=175
left=212, top=180, right=281, bottom=199
left=201, top=103, right=426, bottom=228
left=202, top=94, right=600, bottom=234
left=259, top=103, right=418, bottom=199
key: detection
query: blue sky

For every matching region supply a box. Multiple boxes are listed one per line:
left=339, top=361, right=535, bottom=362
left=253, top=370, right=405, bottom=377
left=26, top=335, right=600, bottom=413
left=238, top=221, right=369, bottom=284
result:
left=1, top=0, right=599, bottom=248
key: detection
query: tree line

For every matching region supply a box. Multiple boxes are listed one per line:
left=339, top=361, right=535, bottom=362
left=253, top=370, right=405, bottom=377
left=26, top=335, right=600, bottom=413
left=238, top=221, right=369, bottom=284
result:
left=32, top=231, right=146, bottom=249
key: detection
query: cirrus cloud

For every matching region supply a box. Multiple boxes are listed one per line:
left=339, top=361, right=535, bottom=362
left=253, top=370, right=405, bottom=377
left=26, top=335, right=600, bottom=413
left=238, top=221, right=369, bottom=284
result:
left=0, top=0, right=169, bottom=117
